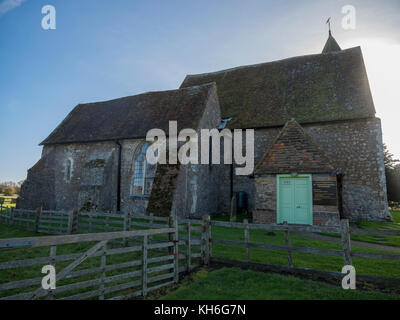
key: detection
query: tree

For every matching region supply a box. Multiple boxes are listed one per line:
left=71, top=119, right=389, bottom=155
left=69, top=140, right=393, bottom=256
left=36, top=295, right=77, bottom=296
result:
left=384, top=144, right=400, bottom=169
left=0, top=181, right=22, bottom=196
left=384, top=144, right=400, bottom=203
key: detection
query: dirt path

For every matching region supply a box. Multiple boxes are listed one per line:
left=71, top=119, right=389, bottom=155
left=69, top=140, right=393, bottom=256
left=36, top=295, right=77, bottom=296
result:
left=295, top=232, right=400, bottom=253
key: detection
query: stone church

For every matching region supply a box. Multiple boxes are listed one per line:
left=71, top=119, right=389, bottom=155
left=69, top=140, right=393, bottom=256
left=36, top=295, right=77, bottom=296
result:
left=18, top=32, right=392, bottom=226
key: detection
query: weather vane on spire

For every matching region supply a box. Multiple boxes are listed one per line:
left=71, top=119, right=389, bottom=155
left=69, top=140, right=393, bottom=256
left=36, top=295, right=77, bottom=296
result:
left=326, top=17, right=331, bottom=35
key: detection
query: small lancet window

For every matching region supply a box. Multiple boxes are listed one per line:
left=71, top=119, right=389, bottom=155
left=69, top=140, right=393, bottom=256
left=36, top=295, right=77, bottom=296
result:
left=65, top=159, right=72, bottom=182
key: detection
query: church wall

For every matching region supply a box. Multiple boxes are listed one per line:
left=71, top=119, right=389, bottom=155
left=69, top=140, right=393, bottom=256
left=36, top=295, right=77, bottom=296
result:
left=18, top=147, right=57, bottom=210
left=305, top=117, right=389, bottom=221
left=19, top=142, right=119, bottom=212
left=52, top=141, right=118, bottom=212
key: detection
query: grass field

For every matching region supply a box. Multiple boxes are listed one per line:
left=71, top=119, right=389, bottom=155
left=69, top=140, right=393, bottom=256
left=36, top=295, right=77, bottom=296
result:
left=0, top=211, right=399, bottom=299
left=0, top=203, right=16, bottom=208
left=157, top=267, right=400, bottom=300
left=350, top=211, right=400, bottom=247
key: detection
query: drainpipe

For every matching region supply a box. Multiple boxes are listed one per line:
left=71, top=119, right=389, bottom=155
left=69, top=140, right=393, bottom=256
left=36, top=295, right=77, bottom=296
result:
left=230, top=164, right=234, bottom=200
left=115, top=140, right=122, bottom=212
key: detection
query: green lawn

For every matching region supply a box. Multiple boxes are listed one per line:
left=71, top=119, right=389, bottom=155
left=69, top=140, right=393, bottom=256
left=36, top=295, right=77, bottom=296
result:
left=0, top=223, right=39, bottom=238
left=0, top=202, right=16, bottom=209
left=159, top=267, right=399, bottom=300
left=316, top=211, right=400, bottom=249
left=0, top=194, right=18, bottom=208
left=350, top=211, right=400, bottom=248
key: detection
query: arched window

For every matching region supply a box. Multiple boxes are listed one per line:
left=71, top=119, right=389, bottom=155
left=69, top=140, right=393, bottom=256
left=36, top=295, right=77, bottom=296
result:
left=131, top=144, right=157, bottom=196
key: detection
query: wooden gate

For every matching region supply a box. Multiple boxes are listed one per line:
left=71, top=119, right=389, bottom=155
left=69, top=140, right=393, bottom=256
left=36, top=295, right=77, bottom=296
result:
left=0, top=226, right=180, bottom=300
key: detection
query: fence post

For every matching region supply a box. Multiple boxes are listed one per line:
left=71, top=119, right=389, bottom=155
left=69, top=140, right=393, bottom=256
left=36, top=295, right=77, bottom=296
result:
left=123, top=211, right=131, bottom=231
left=67, top=210, right=74, bottom=234
left=340, top=219, right=352, bottom=266
left=9, top=207, right=14, bottom=226
left=149, top=213, right=154, bottom=243
left=283, top=221, right=293, bottom=267
left=142, top=235, right=148, bottom=297
left=168, top=215, right=179, bottom=283
left=209, top=216, right=212, bottom=259
left=173, top=215, right=179, bottom=283
left=68, top=209, right=79, bottom=234
left=202, top=214, right=211, bottom=265
left=46, top=245, right=57, bottom=300
left=105, top=215, right=109, bottom=232
left=88, top=213, right=93, bottom=233
left=71, top=209, right=79, bottom=234
left=99, top=241, right=107, bottom=300
left=187, top=222, right=191, bottom=272
left=230, top=196, right=237, bottom=222
left=168, top=216, right=174, bottom=256
left=244, top=219, right=250, bottom=262
left=123, top=211, right=131, bottom=246
left=35, top=206, right=42, bottom=233
left=59, top=215, right=64, bottom=234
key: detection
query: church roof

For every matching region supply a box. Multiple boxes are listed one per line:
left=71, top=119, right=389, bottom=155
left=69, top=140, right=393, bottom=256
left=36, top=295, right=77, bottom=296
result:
left=322, top=31, right=342, bottom=53
left=180, top=46, right=375, bottom=129
left=41, top=83, right=217, bottom=145
left=254, top=120, right=336, bottom=175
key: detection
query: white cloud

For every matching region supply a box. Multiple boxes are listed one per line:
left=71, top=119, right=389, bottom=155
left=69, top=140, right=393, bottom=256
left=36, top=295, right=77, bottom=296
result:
left=0, top=0, right=25, bottom=17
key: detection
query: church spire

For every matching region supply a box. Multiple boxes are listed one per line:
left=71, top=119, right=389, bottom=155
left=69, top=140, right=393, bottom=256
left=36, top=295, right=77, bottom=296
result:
left=322, top=18, right=342, bottom=53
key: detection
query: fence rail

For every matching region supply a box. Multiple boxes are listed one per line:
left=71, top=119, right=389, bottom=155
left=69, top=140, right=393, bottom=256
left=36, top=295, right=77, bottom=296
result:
left=0, top=207, right=173, bottom=236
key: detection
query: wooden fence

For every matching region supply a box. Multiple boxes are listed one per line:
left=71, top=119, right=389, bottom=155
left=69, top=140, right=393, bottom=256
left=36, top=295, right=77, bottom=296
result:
left=0, top=207, right=177, bottom=235
left=0, top=214, right=204, bottom=300
left=1, top=207, right=400, bottom=298
left=204, top=217, right=400, bottom=289
left=207, top=218, right=400, bottom=267
left=2, top=207, right=400, bottom=267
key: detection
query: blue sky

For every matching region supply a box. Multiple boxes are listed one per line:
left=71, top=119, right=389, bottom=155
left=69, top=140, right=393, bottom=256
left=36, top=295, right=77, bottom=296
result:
left=1, top=0, right=400, bottom=181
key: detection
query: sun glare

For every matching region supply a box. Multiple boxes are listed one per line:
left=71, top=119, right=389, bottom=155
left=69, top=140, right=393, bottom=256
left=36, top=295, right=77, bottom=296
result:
left=343, top=38, right=400, bottom=158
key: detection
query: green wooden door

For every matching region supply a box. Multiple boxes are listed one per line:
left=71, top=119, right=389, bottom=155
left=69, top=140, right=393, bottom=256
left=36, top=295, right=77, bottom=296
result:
left=277, top=175, right=312, bottom=225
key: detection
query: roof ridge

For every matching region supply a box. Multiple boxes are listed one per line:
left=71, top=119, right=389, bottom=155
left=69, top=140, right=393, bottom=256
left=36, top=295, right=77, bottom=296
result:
left=183, top=47, right=360, bottom=80
left=40, top=83, right=216, bottom=146
left=80, top=82, right=216, bottom=107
